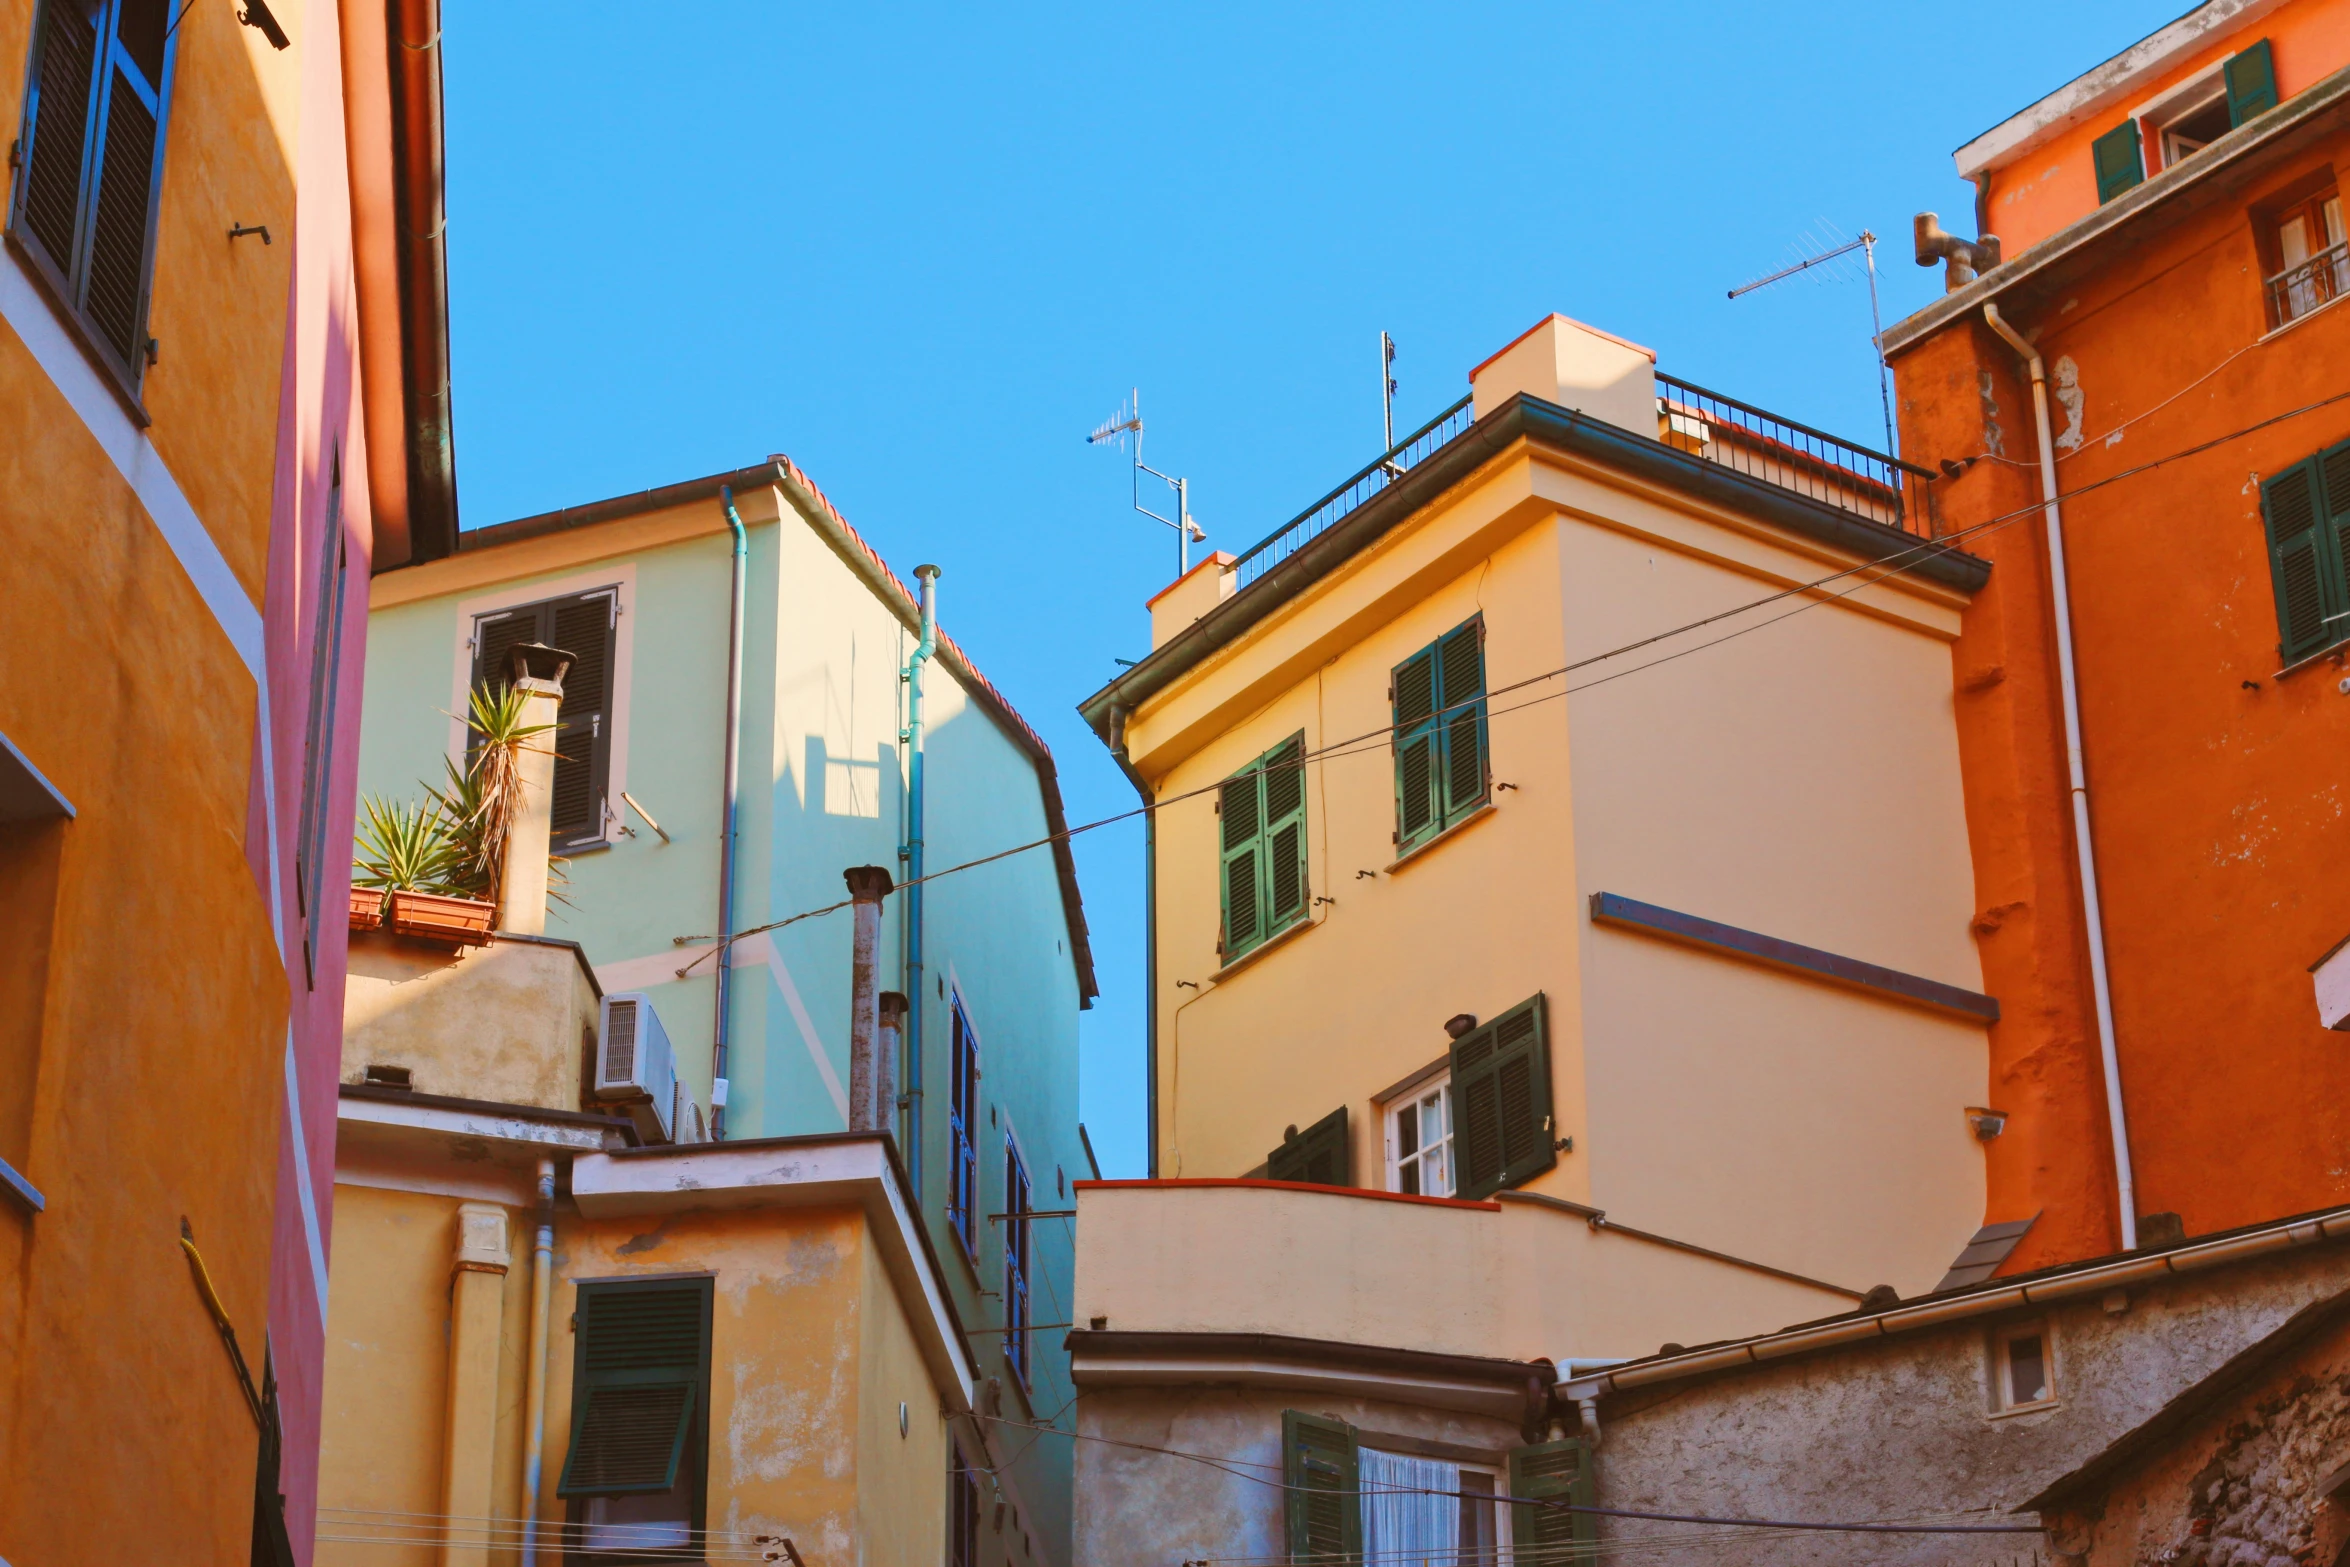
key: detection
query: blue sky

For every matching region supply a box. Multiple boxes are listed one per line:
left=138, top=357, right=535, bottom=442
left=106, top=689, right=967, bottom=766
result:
left=442, top=1, right=2164, bottom=1176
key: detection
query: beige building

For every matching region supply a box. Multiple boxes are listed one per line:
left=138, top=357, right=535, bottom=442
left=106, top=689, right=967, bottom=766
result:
left=1071, top=314, right=2007, bottom=1563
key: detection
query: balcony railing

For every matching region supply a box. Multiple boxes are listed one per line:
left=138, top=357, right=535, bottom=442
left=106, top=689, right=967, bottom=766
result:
left=1228, top=375, right=1938, bottom=591
left=2267, top=242, right=2350, bottom=329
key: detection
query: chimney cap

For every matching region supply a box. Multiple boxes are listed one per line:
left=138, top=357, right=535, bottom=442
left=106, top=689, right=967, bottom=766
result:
left=878, top=991, right=910, bottom=1023
left=844, top=866, right=896, bottom=902
left=507, top=642, right=577, bottom=688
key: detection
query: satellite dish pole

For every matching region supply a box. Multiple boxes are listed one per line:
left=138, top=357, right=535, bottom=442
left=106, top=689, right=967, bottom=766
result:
left=1729, top=229, right=1899, bottom=460
left=1380, top=331, right=1398, bottom=452
left=1088, top=389, right=1205, bottom=576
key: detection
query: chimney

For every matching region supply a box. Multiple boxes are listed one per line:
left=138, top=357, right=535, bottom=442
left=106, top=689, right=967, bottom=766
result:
left=843, top=867, right=895, bottom=1131
left=499, top=643, right=575, bottom=936
left=1147, top=551, right=1237, bottom=649
left=877, top=991, right=908, bottom=1143
left=1468, top=314, right=1657, bottom=436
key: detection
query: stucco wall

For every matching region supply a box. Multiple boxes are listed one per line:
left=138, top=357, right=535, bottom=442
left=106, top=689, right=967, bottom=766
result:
left=341, top=932, right=599, bottom=1109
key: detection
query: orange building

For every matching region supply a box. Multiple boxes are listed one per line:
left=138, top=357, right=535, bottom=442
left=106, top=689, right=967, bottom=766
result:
left=1885, top=0, right=2350, bottom=1272
left=0, top=0, right=452, bottom=1560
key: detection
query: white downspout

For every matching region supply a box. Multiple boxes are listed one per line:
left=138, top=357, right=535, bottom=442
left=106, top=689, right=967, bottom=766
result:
left=520, top=1158, right=556, bottom=1566
left=1983, top=304, right=2138, bottom=1251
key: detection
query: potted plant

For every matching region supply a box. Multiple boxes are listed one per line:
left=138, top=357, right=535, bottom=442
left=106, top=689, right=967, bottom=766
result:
left=352, top=795, right=492, bottom=946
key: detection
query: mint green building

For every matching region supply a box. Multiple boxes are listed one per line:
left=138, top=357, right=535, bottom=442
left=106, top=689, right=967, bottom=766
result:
left=355, top=455, right=1096, bottom=1566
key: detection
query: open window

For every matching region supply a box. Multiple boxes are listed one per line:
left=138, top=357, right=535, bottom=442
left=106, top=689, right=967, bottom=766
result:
left=1382, top=1073, right=1455, bottom=1197
left=2255, top=171, right=2347, bottom=329
left=2092, top=37, right=2279, bottom=203
left=1991, top=1320, right=2059, bottom=1414
left=470, top=588, right=620, bottom=852
left=558, top=1278, right=712, bottom=1558
left=1282, top=1410, right=1591, bottom=1562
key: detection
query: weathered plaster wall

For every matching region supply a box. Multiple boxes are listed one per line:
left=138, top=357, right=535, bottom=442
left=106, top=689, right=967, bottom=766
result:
left=1585, top=1245, right=2350, bottom=1567
left=340, top=932, right=599, bottom=1109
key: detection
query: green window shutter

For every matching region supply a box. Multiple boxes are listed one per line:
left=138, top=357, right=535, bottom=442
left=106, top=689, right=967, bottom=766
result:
left=1282, top=1409, right=1360, bottom=1563
left=1263, top=735, right=1308, bottom=930
left=2264, top=458, right=2334, bottom=664
left=2225, top=38, right=2278, bottom=126
left=1220, top=765, right=1264, bottom=957
left=1452, top=995, right=1556, bottom=1201
left=2091, top=121, right=2144, bottom=204
left=549, top=592, right=617, bottom=846
left=1393, top=646, right=1440, bottom=849
left=1509, top=1437, right=1597, bottom=1559
left=1267, top=1106, right=1348, bottom=1186
left=2318, top=440, right=2350, bottom=641
left=558, top=1280, right=711, bottom=1499
left=1435, top=620, right=1488, bottom=824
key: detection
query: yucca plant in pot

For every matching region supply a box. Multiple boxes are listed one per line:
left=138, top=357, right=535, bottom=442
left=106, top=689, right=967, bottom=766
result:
left=427, top=683, right=567, bottom=918
left=350, top=795, right=481, bottom=941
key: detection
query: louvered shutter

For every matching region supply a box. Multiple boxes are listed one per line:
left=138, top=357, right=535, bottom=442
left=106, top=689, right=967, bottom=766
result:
left=1266, top=1106, right=1347, bottom=1187
left=1436, top=620, right=1488, bottom=822
left=471, top=605, right=546, bottom=693
left=16, top=0, right=99, bottom=280
left=1220, top=767, right=1263, bottom=956
left=2092, top=122, right=2144, bottom=204
left=1263, top=735, right=1308, bottom=930
left=2225, top=38, right=2278, bottom=126
left=1281, top=1410, right=1360, bottom=1563
left=1393, top=646, right=1440, bottom=847
left=549, top=593, right=615, bottom=846
left=83, top=1, right=165, bottom=369
left=1452, top=995, right=1555, bottom=1201
left=558, top=1280, right=710, bottom=1498
left=2318, top=441, right=2350, bottom=644
left=2264, top=458, right=2332, bottom=663
left=1509, top=1438, right=1597, bottom=1560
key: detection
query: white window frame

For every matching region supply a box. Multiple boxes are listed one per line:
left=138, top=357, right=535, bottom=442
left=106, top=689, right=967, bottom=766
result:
left=1989, top=1319, right=2060, bottom=1417
left=1357, top=1446, right=1512, bottom=1559
left=445, top=565, right=637, bottom=850
left=1382, top=1073, right=1456, bottom=1198
left=2132, top=69, right=2229, bottom=173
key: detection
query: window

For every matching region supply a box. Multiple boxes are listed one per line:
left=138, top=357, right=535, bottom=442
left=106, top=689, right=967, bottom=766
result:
left=1386, top=1078, right=1454, bottom=1197
left=8, top=0, right=174, bottom=400
left=558, top=1278, right=712, bottom=1559
left=1266, top=1106, right=1347, bottom=1187
left=0, top=729, right=72, bottom=1217
left=1281, top=1410, right=1587, bottom=1564
left=948, top=994, right=980, bottom=1256
left=1218, top=732, right=1307, bottom=961
left=2095, top=38, right=2278, bottom=204
left=949, top=1452, right=982, bottom=1567
left=1004, top=1130, right=1031, bottom=1386
left=1449, top=995, right=1557, bottom=1201
left=1393, top=617, right=1488, bottom=855
left=2260, top=439, right=2350, bottom=666
left=1993, top=1322, right=2058, bottom=1412
left=293, top=453, right=350, bottom=988
left=2264, top=186, right=2347, bottom=328
left=471, top=588, right=618, bottom=851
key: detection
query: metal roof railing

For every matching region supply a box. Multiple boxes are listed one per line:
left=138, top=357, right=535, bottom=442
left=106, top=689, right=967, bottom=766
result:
left=1231, top=395, right=1476, bottom=590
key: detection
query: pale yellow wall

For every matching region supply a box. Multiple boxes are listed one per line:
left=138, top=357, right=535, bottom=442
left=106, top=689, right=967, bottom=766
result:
left=341, top=932, right=599, bottom=1110
left=855, top=1220, right=952, bottom=1567
left=1124, top=433, right=1990, bottom=1305
left=1071, top=1184, right=1851, bottom=1363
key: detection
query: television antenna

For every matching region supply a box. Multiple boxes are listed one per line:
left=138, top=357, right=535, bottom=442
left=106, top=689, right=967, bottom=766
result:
left=1380, top=331, right=1398, bottom=451
left=1728, top=226, right=1899, bottom=460
left=1087, top=388, right=1205, bottom=576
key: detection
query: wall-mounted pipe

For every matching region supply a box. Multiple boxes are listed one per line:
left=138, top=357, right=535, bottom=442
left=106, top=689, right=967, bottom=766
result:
left=846, top=868, right=895, bottom=1130
left=1983, top=303, right=2137, bottom=1251
left=712, top=488, right=750, bottom=1139
left=1106, top=704, right=1159, bottom=1176
left=878, top=991, right=907, bottom=1147
left=519, top=1159, right=555, bottom=1567
left=901, top=567, right=941, bottom=1192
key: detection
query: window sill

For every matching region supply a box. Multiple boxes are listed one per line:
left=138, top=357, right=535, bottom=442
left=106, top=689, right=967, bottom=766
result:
left=1387, top=801, right=1498, bottom=874
left=1215, top=912, right=1317, bottom=980
left=2272, top=637, right=2350, bottom=681
left=1987, top=1398, right=2060, bottom=1422
left=4, top=232, right=151, bottom=427
left=2260, top=289, right=2350, bottom=343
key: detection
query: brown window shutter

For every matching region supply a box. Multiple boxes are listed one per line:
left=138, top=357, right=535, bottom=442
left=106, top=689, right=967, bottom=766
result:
left=82, top=54, right=159, bottom=364
left=18, top=0, right=98, bottom=278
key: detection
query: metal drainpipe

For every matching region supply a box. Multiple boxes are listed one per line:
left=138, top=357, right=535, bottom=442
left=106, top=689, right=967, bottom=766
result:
left=1983, top=304, right=2138, bottom=1251
left=901, top=566, right=940, bottom=1195
left=1107, top=704, right=1158, bottom=1177
left=712, top=487, right=750, bottom=1140
left=520, top=1158, right=555, bottom=1566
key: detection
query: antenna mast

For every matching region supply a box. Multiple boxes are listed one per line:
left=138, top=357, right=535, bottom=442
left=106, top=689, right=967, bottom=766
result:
left=1728, top=229, right=1900, bottom=460
left=1087, top=389, right=1205, bottom=576
left=1380, top=331, right=1398, bottom=451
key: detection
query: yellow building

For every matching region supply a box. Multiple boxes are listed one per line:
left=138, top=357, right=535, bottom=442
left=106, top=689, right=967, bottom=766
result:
left=1070, top=313, right=2006, bottom=1565
left=318, top=672, right=1034, bottom=1566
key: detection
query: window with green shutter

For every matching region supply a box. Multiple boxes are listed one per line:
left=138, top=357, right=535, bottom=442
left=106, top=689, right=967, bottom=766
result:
left=1266, top=1106, right=1348, bottom=1187
left=1394, top=617, right=1490, bottom=855
left=1219, top=732, right=1308, bottom=962
left=1509, top=1437, right=1598, bottom=1560
left=2262, top=440, right=2350, bottom=666
left=2091, top=121, right=2145, bottom=203
left=1282, top=1409, right=1362, bottom=1563
left=559, top=1277, right=711, bottom=1548
left=7, top=0, right=176, bottom=403
left=1451, top=995, right=1557, bottom=1201
left=471, top=588, right=620, bottom=850
left=2226, top=38, right=2278, bottom=126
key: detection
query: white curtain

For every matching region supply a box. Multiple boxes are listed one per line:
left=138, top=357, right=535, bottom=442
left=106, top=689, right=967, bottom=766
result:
left=1361, top=1447, right=1459, bottom=1566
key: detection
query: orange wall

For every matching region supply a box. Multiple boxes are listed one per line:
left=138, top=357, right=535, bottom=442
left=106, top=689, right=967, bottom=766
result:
left=0, top=2, right=319, bottom=1563
left=1982, top=0, right=2350, bottom=255
left=1893, top=117, right=2350, bottom=1272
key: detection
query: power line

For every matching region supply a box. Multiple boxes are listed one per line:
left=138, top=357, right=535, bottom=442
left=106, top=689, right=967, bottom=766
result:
left=674, top=382, right=2350, bottom=957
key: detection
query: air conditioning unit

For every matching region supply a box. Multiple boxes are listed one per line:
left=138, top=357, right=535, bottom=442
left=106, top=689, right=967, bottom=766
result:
left=595, top=992, right=679, bottom=1144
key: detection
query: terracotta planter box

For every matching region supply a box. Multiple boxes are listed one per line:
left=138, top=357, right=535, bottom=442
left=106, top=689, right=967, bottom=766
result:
left=349, top=886, right=386, bottom=931
left=387, top=890, right=495, bottom=948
